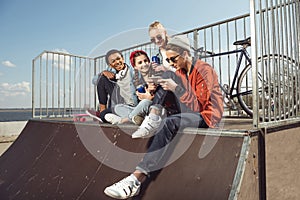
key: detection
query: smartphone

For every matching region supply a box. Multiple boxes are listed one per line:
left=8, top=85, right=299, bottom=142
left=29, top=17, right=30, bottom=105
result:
left=149, top=76, right=162, bottom=84
left=136, top=85, right=146, bottom=93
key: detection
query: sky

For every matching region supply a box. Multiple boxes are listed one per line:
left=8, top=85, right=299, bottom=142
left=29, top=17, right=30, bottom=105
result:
left=0, top=0, right=249, bottom=108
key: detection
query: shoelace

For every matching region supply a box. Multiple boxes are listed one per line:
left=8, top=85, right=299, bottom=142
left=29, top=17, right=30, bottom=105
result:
left=113, top=178, right=133, bottom=189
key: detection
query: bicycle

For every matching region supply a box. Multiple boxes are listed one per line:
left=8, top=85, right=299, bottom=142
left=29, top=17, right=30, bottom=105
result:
left=195, top=37, right=299, bottom=121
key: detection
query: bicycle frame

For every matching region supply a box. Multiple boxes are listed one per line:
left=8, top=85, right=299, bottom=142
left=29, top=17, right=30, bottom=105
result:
left=200, top=48, right=252, bottom=98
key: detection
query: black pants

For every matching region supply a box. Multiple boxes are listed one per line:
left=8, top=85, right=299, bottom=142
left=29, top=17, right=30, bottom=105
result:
left=97, top=75, right=115, bottom=107
left=96, top=75, right=116, bottom=123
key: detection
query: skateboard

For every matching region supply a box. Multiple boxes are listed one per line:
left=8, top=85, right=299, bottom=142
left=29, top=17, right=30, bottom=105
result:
left=72, top=113, right=90, bottom=122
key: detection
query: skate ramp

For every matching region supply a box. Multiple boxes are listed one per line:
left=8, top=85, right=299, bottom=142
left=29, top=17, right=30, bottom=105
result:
left=0, top=119, right=257, bottom=200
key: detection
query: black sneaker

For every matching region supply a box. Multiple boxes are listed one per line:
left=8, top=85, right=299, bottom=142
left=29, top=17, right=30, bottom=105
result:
left=86, top=109, right=102, bottom=122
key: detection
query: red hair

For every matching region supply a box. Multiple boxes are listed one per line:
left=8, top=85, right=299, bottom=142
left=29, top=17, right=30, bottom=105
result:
left=129, top=50, right=150, bottom=67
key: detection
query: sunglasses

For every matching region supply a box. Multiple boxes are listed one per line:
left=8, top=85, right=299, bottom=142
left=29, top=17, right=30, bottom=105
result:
left=150, top=34, right=163, bottom=43
left=166, top=55, right=180, bottom=63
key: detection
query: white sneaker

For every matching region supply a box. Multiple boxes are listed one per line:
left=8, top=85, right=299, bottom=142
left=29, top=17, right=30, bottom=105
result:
left=104, top=175, right=141, bottom=199
left=105, top=113, right=121, bottom=124
left=132, top=115, right=162, bottom=138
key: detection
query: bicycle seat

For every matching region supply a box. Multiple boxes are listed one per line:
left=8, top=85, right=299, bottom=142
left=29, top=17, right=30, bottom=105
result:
left=233, top=37, right=251, bottom=46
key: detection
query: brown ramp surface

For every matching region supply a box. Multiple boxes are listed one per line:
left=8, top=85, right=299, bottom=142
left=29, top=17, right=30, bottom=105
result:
left=0, top=119, right=252, bottom=200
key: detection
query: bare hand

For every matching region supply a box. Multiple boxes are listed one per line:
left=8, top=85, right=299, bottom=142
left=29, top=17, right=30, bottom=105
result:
left=158, top=78, right=177, bottom=92
left=151, top=62, right=166, bottom=72
left=136, top=91, right=153, bottom=100
left=146, top=82, right=157, bottom=93
left=102, top=71, right=115, bottom=79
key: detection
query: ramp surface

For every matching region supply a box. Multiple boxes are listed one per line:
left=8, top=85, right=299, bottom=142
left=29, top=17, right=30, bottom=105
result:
left=0, top=120, right=250, bottom=200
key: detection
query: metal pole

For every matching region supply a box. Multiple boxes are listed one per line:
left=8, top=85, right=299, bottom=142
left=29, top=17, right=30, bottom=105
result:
left=250, top=0, right=259, bottom=128
left=94, top=58, right=97, bottom=109
left=250, top=1, right=267, bottom=200
left=193, top=30, right=198, bottom=62
left=258, top=129, right=267, bottom=200
left=32, top=59, right=35, bottom=118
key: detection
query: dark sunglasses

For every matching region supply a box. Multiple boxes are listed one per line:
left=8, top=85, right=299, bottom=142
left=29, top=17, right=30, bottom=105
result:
left=150, top=34, right=163, bottom=43
left=166, top=54, right=180, bottom=63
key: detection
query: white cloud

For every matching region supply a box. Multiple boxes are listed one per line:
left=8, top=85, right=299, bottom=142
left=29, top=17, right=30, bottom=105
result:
left=2, top=60, right=16, bottom=68
left=0, top=81, right=30, bottom=97
left=0, top=82, right=31, bottom=108
left=41, top=48, right=72, bottom=71
left=52, top=48, right=70, bottom=54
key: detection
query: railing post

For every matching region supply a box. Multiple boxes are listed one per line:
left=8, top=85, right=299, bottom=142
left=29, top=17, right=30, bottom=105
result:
left=250, top=0, right=259, bottom=129
left=193, top=30, right=198, bottom=61
left=258, top=129, right=267, bottom=200
left=94, top=58, right=97, bottom=110
left=250, top=1, right=266, bottom=200
left=32, top=59, right=35, bottom=118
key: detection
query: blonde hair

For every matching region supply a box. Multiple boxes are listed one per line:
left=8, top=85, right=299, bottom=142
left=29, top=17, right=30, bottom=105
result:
left=148, top=21, right=166, bottom=33
left=148, top=21, right=170, bottom=46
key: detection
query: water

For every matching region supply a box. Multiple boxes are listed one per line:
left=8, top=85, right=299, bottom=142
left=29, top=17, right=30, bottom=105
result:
left=0, top=109, right=33, bottom=122
left=0, top=108, right=86, bottom=122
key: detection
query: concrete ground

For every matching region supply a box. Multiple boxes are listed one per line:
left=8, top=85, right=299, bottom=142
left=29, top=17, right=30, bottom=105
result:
left=0, top=142, right=12, bottom=155
left=0, top=121, right=27, bottom=156
left=0, top=136, right=17, bottom=156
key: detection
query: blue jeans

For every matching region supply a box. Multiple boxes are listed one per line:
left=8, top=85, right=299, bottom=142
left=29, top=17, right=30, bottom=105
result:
left=136, top=112, right=208, bottom=175
left=114, top=99, right=152, bottom=120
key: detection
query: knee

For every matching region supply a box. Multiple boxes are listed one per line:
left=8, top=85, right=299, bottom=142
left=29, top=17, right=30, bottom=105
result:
left=97, top=75, right=109, bottom=86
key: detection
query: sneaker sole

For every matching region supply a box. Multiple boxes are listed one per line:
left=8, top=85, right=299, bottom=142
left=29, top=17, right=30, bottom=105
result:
left=104, top=186, right=140, bottom=199
left=104, top=188, right=127, bottom=199
left=132, top=130, right=152, bottom=139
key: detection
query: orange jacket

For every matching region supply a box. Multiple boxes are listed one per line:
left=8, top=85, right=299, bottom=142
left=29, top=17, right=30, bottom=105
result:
left=175, top=59, right=224, bottom=128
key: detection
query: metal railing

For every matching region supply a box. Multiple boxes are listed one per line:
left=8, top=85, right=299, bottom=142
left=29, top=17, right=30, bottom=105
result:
left=250, top=0, right=300, bottom=128
left=32, top=0, right=300, bottom=129
left=32, top=51, right=95, bottom=118
left=32, top=13, right=250, bottom=118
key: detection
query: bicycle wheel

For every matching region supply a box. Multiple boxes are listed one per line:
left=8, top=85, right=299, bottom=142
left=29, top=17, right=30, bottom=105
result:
left=237, top=54, right=298, bottom=121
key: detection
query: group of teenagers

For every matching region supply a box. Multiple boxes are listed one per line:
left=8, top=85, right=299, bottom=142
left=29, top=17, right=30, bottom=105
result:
left=86, top=21, right=224, bottom=199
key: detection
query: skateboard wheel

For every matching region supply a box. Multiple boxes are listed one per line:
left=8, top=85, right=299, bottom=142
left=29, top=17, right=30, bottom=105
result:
left=80, top=118, right=86, bottom=122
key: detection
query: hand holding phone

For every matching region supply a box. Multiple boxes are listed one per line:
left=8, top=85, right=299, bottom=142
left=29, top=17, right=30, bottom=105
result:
left=149, top=76, right=162, bottom=84
left=158, top=78, right=177, bottom=92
